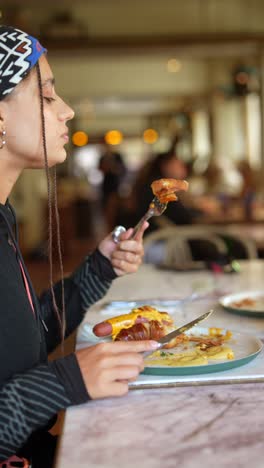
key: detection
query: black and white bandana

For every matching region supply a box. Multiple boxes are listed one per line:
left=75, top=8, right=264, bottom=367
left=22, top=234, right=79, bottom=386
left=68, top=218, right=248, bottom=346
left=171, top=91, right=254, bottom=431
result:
left=0, top=25, right=46, bottom=100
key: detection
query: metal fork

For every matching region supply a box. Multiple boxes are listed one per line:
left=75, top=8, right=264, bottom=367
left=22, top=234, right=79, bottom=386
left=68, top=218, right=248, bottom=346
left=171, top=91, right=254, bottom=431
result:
left=112, top=196, right=167, bottom=243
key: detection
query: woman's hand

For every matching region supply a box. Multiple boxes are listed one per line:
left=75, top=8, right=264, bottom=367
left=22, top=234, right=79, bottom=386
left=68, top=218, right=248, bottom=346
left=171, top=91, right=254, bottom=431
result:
left=76, top=340, right=160, bottom=399
left=98, top=221, right=149, bottom=276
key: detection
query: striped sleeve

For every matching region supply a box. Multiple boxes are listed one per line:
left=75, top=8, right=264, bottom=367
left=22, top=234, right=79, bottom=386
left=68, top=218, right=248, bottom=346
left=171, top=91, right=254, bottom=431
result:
left=39, top=251, right=115, bottom=353
left=0, top=364, right=71, bottom=461
left=72, top=253, right=113, bottom=311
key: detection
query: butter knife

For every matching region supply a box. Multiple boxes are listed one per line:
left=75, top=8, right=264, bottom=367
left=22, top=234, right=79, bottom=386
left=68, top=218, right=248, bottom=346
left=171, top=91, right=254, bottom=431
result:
left=143, top=309, right=213, bottom=358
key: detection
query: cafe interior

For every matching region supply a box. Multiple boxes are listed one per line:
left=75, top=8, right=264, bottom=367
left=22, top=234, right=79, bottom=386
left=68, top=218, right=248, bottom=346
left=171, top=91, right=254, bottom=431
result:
left=2, top=0, right=264, bottom=466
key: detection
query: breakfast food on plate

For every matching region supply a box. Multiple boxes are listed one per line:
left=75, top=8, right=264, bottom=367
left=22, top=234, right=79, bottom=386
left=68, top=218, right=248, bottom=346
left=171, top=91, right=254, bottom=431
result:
left=231, top=298, right=257, bottom=309
left=150, top=178, right=189, bottom=204
left=144, top=327, right=234, bottom=367
left=145, top=344, right=234, bottom=367
left=93, top=305, right=176, bottom=344
left=93, top=306, right=235, bottom=365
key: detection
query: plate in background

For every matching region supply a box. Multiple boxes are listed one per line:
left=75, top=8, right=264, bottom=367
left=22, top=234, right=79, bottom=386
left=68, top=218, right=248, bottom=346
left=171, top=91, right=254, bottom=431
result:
left=219, top=291, right=264, bottom=318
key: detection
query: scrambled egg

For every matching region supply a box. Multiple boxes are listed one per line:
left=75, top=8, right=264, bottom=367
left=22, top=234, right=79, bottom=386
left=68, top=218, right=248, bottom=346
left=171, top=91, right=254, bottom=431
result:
left=145, top=345, right=234, bottom=367
left=145, top=350, right=208, bottom=366
left=205, top=346, right=234, bottom=361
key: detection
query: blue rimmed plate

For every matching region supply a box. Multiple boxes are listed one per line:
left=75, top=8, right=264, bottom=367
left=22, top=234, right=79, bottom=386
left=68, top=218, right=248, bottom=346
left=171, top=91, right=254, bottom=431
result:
left=143, top=327, right=263, bottom=376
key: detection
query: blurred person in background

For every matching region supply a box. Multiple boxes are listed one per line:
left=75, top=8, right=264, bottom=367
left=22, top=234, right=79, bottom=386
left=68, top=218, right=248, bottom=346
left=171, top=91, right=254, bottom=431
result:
left=193, top=161, right=225, bottom=217
left=202, top=161, right=224, bottom=195
left=237, top=160, right=258, bottom=220
left=0, top=26, right=159, bottom=467
left=98, top=146, right=127, bottom=231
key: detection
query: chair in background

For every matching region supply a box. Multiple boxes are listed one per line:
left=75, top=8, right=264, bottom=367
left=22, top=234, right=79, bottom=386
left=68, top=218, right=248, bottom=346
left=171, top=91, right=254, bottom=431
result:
left=166, top=231, right=228, bottom=266
left=143, top=226, right=228, bottom=267
left=210, top=231, right=258, bottom=259
left=143, top=227, right=191, bottom=265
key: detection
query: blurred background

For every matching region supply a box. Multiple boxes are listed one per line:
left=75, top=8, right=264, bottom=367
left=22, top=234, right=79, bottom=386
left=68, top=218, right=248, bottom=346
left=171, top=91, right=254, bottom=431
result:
left=2, top=0, right=264, bottom=288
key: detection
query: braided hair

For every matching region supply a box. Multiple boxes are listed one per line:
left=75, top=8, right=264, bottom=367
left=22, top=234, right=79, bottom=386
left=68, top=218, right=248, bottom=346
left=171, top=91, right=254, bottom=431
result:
left=36, top=62, right=66, bottom=344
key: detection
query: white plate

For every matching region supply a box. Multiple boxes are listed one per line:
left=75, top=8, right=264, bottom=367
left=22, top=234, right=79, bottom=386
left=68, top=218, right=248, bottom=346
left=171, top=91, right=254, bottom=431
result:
left=219, top=291, right=264, bottom=317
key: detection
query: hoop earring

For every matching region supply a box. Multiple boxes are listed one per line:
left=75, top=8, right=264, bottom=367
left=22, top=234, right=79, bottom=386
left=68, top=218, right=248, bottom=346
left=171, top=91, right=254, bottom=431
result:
left=0, top=130, right=6, bottom=149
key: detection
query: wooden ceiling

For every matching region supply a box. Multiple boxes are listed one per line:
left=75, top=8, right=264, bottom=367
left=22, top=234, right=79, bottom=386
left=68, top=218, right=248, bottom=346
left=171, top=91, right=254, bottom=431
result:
left=2, top=0, right=264, bottom=133
left=2, top=0, right=264, bottom=55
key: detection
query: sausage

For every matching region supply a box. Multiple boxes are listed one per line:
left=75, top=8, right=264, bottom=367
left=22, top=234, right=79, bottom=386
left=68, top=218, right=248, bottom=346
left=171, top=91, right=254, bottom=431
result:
left=93, top=321, right=113, bottom=337
left=94, top=319, right=170, bottom=341
left=92, top=315, right=151, bottom=337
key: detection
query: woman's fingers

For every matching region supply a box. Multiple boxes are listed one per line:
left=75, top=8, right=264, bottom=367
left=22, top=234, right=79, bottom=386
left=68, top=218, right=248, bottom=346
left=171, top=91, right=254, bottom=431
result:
left=111, top=255, right=142, bottom=274
left=111, top=233, right=145, bottom=274
left=112, top=250, right=141, bottom=264
left=103, top=381, right=130, bottom=398
left=93, top=365, right=143, bottom=398
left=105, top=365, right=143, bottom=382
left=96, top=340, right=160, bottom=354
left=115, top=241, right=144, bottom=256
left=111, top=254, right=142, bottom=270
left=75, top=340, right=160, bottom=399
left=119, top=221, right=149, bottom=242
left=93, top=351, right=144, bottom=371
left=98, top=221, right=149, bottom=277
left=133, top=220, right=149, bottom=241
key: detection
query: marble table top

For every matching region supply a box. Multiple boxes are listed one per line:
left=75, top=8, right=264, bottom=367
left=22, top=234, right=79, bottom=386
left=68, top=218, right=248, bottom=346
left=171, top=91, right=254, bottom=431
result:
left=56, top=383, right=264, bottom=468
left=55, top=260, right=264, bottom=468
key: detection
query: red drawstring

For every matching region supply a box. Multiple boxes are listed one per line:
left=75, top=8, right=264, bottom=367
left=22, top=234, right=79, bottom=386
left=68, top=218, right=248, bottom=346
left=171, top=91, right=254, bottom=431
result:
left=18, top=259, right=35, bottom=317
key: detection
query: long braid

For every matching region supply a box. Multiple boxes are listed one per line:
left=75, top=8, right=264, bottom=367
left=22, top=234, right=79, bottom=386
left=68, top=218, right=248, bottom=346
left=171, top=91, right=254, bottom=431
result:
left=36, top=62, right=65, bottom=344
left=53, top=169, right=66, bottom=338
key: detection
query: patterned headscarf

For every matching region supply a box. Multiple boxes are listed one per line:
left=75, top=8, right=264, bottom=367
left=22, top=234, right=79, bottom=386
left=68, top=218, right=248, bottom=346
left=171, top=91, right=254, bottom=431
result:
left=0, top=25, right=46, bottom=100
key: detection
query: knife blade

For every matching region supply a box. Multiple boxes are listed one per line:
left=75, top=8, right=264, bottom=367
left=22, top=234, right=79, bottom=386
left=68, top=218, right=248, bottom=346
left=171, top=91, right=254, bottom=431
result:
left=143, top=309, right=213, bottom=358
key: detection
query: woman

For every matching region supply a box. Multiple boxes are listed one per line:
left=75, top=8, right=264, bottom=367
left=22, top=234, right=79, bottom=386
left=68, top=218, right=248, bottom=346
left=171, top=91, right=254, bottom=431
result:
left=0, top=26, right=159, bottom=467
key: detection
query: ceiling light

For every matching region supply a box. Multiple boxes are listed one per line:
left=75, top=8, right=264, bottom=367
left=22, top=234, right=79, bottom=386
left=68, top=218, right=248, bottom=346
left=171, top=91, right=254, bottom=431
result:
left=143, top=128, right=159, bottom=144
left=167, top=58, right=182, bottom=73
left=72, top=131, right=88, bottom=146
left=104, top=130, right=123, bottom=145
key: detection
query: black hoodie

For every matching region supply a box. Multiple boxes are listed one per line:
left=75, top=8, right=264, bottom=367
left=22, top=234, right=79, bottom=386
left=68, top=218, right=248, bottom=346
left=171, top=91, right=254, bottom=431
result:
left=0, top=202, right=115, bottom=461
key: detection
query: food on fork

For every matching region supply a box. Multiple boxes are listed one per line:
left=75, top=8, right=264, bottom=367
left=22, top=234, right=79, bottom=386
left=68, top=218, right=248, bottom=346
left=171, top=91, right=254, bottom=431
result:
left=150, top=178, right=189, bottom=204
left=112, top=178, right=188, bottom=243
